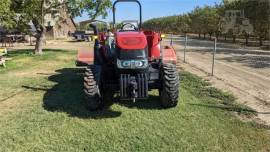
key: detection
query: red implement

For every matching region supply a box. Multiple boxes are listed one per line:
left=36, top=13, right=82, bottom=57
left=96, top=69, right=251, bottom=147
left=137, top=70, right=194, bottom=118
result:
left=163, top=46, right=177, bottom=64
left=76, top=48, right=94, bottom=66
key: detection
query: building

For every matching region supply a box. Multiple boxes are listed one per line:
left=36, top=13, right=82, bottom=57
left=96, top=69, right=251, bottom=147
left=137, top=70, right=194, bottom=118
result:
left=44, top=5, right=76, bottom=39
left=1, top=3, right=76, bottom=40
left=78, top=19, right=109, bottom=31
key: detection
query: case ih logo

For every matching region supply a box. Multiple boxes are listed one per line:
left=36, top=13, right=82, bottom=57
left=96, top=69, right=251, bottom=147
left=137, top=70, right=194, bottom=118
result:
left=222, top=10, right=254, bottom=35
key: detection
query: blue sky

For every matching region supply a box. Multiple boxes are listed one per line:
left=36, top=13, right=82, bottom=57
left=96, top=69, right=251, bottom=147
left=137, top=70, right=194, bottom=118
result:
left=74, top=0, right=222, bottom=23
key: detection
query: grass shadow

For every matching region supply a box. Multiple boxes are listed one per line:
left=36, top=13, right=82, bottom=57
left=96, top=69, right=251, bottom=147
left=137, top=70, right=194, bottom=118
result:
left=180, top=71, right=261, bottom=117
left=219, top=55, right=270, bottom=69
left=66, top=40, right=89, bottom=43
left=23, top=68, right=121, bottom=119
left=7, top=49, right=71, bottom=57
left=188, top=103, right=258, bottom=114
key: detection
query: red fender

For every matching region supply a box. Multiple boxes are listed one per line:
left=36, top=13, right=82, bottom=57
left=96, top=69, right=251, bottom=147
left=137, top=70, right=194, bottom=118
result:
left=76, top=48, right=94, bottom=66
left=162, top=46, right=177, bottom=64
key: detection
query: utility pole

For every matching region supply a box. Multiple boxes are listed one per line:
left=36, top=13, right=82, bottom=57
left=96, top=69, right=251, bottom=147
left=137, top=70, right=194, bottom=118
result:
left=184, top=34, right=187, bottom=63
left=212, top=38, right=217, bottom=76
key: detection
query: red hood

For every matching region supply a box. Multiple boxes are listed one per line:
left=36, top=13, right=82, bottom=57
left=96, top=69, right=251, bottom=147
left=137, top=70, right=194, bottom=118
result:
left=116, top=31, right=147, bottom=50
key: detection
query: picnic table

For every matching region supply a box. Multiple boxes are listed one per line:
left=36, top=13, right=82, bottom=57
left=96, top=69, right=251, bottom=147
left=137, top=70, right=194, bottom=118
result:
left=1, top=36, right=14, bottom=47
left=0, top=48, right=7, bottom=67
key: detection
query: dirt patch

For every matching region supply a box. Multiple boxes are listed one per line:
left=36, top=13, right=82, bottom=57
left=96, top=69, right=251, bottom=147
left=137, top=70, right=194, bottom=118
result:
left=0, top=89, right=27, bottom=117
left=7, top=40, right=92, bottom=52
left=14, top=71, right=55, bottom=77
left=172, top=40, right=270, bottom=125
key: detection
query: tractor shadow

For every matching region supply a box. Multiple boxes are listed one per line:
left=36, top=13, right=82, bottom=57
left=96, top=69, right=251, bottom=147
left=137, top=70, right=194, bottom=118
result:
left=23, top=68, right=163, bottom=119
left=23, top=68, right=121, bottom=119
left=42, top=68, right=163, bottom=112
left=117, top=96, right=163, bottom=110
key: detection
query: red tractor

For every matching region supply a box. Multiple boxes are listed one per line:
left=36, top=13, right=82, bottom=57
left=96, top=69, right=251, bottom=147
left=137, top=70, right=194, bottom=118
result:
left=77, top=0, right=179, bottom=110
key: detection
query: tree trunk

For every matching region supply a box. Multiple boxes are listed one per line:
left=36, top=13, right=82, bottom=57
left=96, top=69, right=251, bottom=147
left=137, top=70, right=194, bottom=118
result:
left=233, top=36, right=236, bottom=43
left=203, top=33, right=206, bottom=39
left=245, top=34, right=249, bottom=46
left=259, top=37, right=263, bottom=46
left=30, top=35, right=33, bottom=46
left=224, top=35, right=227, bottom=41
left=209, top=33, right=212, bottom=40
left=199, top=33, right=201, bottom=39
left=32, top=0, right=46, bottom=54
left=32, top=19, right=45, bottom=54
left=35, top=30, right=45, bottom=54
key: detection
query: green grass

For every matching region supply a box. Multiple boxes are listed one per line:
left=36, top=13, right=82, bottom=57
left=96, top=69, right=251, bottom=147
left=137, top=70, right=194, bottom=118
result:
left=0, top=49, right=269, bottom=152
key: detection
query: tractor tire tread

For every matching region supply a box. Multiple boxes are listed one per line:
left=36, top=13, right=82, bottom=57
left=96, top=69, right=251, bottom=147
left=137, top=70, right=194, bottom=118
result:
left=84, top=65, right=103, bottom=110
left=160, top=63, right=179, bottom=108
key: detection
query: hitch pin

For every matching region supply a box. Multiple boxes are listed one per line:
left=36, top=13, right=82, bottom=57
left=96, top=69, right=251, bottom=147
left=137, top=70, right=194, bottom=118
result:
left=130, top=80, right=137, bottom=103
left=132, top=89, right=136, bottom=103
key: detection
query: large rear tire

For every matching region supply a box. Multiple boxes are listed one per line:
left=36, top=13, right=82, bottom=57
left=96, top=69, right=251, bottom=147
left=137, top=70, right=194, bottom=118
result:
left=84, top=65, right=103, bottom=110
left=159, top=63, right=179, bottom=108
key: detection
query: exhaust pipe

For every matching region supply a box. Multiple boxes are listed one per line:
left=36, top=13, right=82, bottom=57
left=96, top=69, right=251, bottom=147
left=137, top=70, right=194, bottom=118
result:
left=90, top=24, right=99, bottom=35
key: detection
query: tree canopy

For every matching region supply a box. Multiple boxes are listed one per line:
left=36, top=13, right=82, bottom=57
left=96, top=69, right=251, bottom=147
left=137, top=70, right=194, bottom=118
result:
left=0, top=0, right=15, bottom=29
left=8, top=0, right=112, bottom=54
left=142, top=0, right=269, bottom=45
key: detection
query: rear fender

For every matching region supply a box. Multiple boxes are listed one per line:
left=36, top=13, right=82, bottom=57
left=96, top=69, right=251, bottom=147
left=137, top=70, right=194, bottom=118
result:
left=76, top=48, right=94, bottom=66
left=163, top=46, right=177, bottom=64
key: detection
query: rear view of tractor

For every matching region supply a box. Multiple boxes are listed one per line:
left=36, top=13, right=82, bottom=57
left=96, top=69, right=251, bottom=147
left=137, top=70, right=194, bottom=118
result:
left=79, top=0, right=179, bottom=110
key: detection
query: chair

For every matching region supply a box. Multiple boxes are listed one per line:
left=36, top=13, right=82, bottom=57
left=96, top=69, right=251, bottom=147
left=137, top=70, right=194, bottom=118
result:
left=0, top=48, right=7, bottom=67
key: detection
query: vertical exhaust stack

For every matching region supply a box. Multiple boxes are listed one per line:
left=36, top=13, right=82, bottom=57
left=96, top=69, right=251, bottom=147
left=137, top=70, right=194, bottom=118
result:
left=89, top=23, right=102, bottom=65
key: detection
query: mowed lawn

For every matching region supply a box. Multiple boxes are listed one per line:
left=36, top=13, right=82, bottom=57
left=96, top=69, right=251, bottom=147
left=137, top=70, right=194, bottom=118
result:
left=0, top=49, right=269, bottom=152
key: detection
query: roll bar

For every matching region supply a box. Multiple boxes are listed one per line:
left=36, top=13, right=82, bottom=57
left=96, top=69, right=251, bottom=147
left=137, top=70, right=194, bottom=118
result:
left=113, top=0, right=142, bottom=29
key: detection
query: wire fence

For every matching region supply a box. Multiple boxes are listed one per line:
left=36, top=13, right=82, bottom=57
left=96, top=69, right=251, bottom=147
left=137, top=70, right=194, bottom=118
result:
left=166, top=35, right=270, bottom=104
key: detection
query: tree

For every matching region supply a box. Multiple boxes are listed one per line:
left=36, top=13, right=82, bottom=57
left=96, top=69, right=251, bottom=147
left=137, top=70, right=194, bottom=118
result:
left=11, top=0, right=111, bottom=54
left=189, top=7, right=208, bottom=39
left=203, top=6, right=220, bottom=39
left=176, top=15, right=190, bottom=34
left=240, top=0, right=269, bottom=46
left=142, top=0, right=268, bottom=47
left=0, top=0, right=15, bottom=30
left=215, top=3, right=227, bottom=40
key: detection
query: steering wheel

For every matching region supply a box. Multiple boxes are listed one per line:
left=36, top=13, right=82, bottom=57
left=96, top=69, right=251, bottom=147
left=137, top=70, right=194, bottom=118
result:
left=121, top=23, right=137, bottom=31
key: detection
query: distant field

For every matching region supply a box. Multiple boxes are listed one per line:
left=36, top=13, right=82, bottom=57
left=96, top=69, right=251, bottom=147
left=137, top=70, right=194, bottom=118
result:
left=0, top=49, right=269, bottom=152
